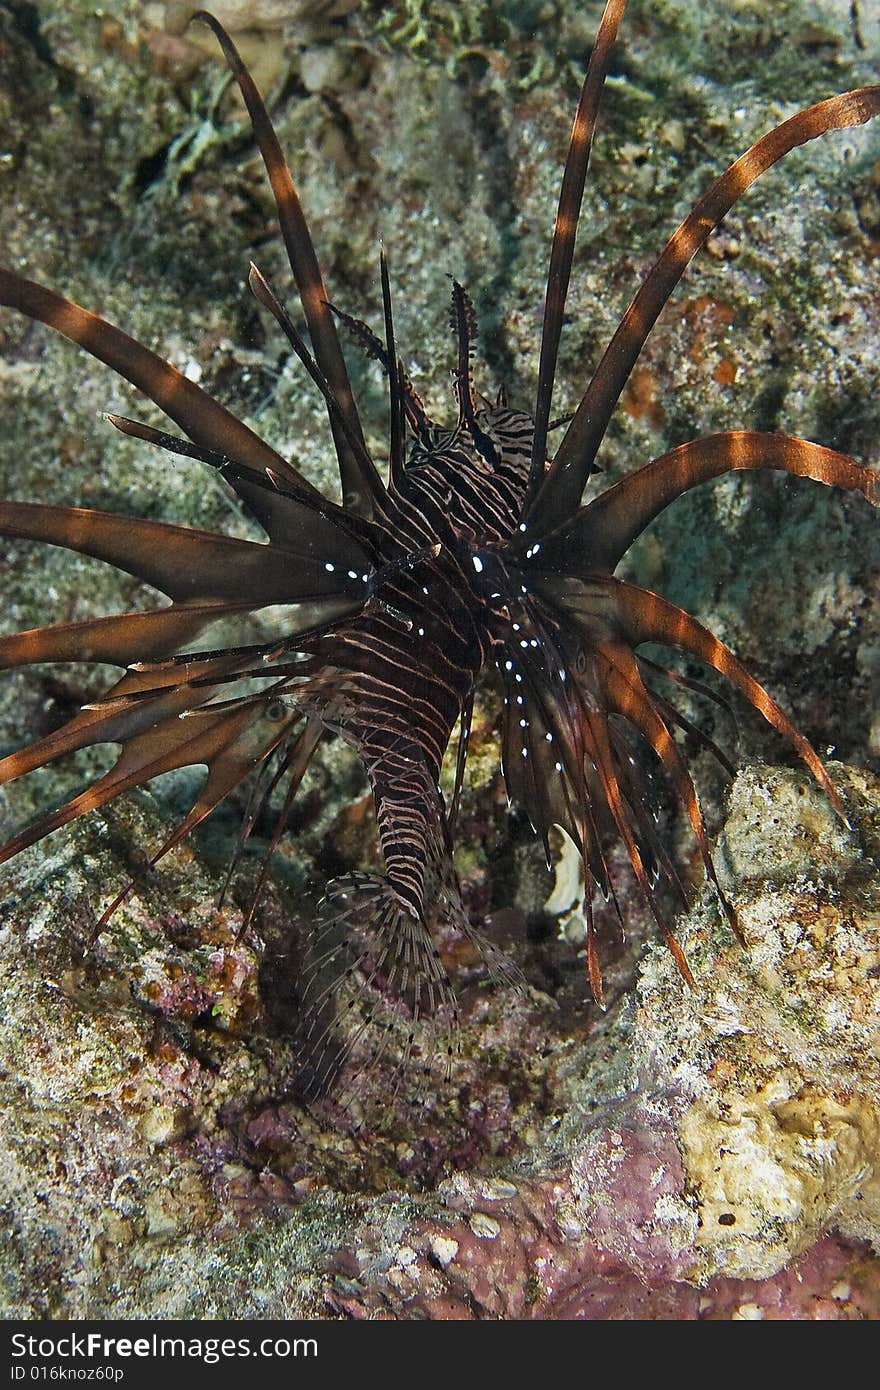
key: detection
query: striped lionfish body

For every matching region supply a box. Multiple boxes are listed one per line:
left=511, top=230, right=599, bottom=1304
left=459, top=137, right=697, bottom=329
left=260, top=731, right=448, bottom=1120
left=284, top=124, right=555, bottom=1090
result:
left=1, top=2, right=878, bottom=1096
left=293, top=409, right=537, bottom=1088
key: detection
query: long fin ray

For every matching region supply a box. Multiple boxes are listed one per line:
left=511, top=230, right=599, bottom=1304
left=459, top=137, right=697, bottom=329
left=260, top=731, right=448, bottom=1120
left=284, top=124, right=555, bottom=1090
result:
left=0, top=500, right=371, bottom=606
left=0, top=268, right=312, bottom=497
left=193, top=12, right=384, bottom=517
left=528, top=87, right=880, bottom=534
left=533, top=431, right=878, bottom=573
left=528, top=0, right=627, bottom=494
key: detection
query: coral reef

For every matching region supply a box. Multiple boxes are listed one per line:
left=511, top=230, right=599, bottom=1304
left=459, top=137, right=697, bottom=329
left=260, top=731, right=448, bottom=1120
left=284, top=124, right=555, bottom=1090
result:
left=1, top=0, right=879, bottom=1317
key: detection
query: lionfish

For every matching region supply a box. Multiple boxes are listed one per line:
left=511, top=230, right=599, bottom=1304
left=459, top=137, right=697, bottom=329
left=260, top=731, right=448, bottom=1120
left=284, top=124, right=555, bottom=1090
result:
left=0, top=1, right=878, bottom=1095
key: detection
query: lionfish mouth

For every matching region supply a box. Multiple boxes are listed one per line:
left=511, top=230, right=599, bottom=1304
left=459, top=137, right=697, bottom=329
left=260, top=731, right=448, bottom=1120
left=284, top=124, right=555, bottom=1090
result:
left=0, top=0, right=877, bottom=1098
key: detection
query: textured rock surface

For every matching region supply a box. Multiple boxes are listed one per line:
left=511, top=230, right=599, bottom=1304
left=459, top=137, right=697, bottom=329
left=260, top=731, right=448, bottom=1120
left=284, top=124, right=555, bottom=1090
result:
left=327, top=765, right=880, bottom=1315
left=1, top=0, right=879, bottom=1318
left=2, top=762, right=879, bottom=1317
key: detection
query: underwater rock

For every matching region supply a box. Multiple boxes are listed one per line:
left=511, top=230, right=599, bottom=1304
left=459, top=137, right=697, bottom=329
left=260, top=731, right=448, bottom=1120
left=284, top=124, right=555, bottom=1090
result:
left=324, top=765, right=880, bottom=1316
left=1, top=762, right=878, bottom=1317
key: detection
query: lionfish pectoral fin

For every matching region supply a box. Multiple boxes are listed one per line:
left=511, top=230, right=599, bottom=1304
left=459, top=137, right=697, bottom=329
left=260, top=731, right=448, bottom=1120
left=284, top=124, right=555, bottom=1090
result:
left=234, top=717, right=323, bottom=941
left=295, top=872, right=458, bottom=1105
left=0, top=651, right=244, bottom=789
left=647, top=688, right=738, bottom=780
left=499, top=604, right=706, bottom=990
left=0, top=695, right=294, bottom=877
left=601, top=576, right=845, bottom=818
left=568, top=681, right=695, bottom=989
left=0, top=267, right=312, bottom=498
left=529, top=86, right=880, bottom=535
left=596, top=640, right=742, bottom=943
left=539, top=431, right=879, bottom=573
left=0, top=499, right=373, bottom=611
left=0, top=603, right=230, bottom=672
left=535, top=572, right=845, bottom=820
left=498, top=642, right=623, bottom=1003
left=638, top=653, right=740, bottom=751
left=90, top=699, right=301, bottom=942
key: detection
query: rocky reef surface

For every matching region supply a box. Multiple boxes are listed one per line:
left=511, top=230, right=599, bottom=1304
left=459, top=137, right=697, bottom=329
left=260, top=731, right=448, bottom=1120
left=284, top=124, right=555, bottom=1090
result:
left=1, top=0, right=879, bottom=1318
left=2, top=761, right=879, bottom=1317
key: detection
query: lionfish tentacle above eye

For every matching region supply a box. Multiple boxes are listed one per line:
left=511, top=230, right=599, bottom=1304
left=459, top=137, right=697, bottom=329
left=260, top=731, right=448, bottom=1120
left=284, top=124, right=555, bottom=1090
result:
left=450, top=278, right=478, bottom=429
left=328, top=300, right=435, bottom=437
left=0, top=0, right=877, bottom=1093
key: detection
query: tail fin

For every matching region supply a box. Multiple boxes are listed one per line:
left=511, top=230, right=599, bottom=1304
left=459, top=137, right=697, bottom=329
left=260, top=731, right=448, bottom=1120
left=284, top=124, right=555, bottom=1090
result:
left=293, top=873, right=459, bottom=1108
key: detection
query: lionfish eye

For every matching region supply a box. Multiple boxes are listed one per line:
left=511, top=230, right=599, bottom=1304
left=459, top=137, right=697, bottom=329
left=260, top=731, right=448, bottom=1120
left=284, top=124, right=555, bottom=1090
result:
left=265, top=699, right=288, bottom=722
left=472, top=430, right=500, bottom=467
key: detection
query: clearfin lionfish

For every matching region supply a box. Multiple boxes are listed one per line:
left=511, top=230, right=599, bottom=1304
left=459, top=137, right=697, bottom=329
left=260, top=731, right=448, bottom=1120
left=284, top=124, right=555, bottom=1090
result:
left=0, top=2, right=878, bottom=1096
